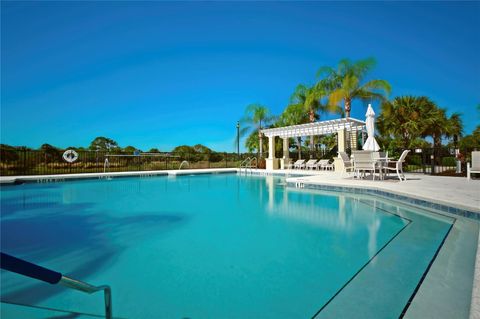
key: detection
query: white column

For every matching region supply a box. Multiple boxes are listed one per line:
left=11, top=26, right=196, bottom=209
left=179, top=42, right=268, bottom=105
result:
left=283, top=138, right=289, bottom=159
left=334, top=128, right=347, bottom=172
left=337, top=129, right=346, bottom=153
left=266, top=135, right=279, bottom=170
left=268, top=136, right=275, bottom=159
left=259, top=132, right=263, bottom=158
left=281, top=138, right=289, bottom=169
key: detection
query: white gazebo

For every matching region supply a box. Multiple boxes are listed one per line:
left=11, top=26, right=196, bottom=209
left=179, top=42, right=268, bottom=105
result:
left=260, top=117, right=365, bottom=171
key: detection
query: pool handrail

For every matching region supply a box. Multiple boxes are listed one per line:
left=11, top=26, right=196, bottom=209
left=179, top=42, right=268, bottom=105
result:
left=0, top=252, right=112, bottom=319
left=240, top=157, right=257, bottom=173
left=240, top=157, right=251, bottom=168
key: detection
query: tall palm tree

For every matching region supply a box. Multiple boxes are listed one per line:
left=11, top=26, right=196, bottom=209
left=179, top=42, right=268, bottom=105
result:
left=289, top=83, right=341, bottom=153
left=239, top=104, right=274, bottom=158
left=421, top=103, right=463, bottom=148
left=445, top=113, right=463, bottom=143
left=318, top=58, right=391, bottom=118
left=278, top=103, right=310, bottom=159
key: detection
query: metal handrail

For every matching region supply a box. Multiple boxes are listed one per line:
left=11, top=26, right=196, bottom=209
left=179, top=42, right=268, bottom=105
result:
left=239, top=157, right=257, bottom=174
left=248, top=157, right=258, bottom=168
left=239, top=157, right=251, bottom=168
left=0, top=252, right=112, bottom=319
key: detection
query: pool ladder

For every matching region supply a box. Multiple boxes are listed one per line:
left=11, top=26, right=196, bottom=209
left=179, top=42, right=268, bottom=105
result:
left=240, top=157, right=257, bottom=174
left=1, top=252, right=112, bottom=319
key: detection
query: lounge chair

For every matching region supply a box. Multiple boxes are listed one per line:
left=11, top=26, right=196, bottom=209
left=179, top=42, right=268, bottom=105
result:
left=384, top=150, right=410, bottom=181
left=293, top=159, right=306, bottom=170
left=353, top=151, right=377, bottom=180
left=316, top=159, right=332, bottom=171
left=467, top=151, right=480, bottom=180
left=338, top=152, right=354, bottom=177
left=322, top=160, right=334, bottom=171
left=305, top=159, right=319, bottom=170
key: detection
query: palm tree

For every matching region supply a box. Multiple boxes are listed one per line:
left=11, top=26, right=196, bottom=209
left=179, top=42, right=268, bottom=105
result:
left=445, top=113, right=463, bottom=144
left=318, top=58, right=391, bottom=118
left=421, top=104, right=463, bottom=148
left=377, top=96, right=463, bottom=151
left=239, top=104, right=274, bottom=158
left=289, top=83, right=341, bottom=153
left=278, top=103, right=310, bottom=159
left=377, top=96, right=429, bottom=149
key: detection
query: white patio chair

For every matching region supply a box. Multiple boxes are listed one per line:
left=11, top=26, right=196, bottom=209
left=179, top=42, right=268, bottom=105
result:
left=353, top=151, right=377, bottom=180
left=384, top=150, right=410, bottom=181
left=323, top=160, right=334, bottom=171
left=293, top=159, right=306, bottom=170
left=305, top=159, right=319, bottom=170
left=467, top=151, right=480, bottom=180
left=338, top=152, right=354, bottom=177
left=316, top=159, right=330, bottom=170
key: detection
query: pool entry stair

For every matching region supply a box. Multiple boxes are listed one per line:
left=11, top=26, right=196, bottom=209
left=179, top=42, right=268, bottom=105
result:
left=0, top=253, right=112, bottom=319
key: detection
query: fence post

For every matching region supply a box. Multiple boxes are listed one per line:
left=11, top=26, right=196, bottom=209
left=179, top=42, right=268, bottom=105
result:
left=422, top=150, right=426, bottom=174
left=22, top=147, right=27, bottom=175
left=430, top=148, right=435, bottom=175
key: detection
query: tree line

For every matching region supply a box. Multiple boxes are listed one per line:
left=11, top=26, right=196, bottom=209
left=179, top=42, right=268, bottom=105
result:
left=0, top=137, right=232, bottom=163
left=239, top=57, right=480, bottom=155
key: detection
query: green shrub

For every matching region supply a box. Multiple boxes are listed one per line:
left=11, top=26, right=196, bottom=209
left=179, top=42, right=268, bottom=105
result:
left=441, top=157, right=456, bottom=167
left=409, top=155, right=422, bottom=166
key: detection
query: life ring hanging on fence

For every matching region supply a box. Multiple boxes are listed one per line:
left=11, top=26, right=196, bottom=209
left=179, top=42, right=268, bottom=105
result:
left=63, top=150, right=79, bottom=163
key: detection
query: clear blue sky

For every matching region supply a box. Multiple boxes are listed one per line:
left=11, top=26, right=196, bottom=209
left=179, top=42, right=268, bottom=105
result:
left=1, top=1, right=479, bottom=151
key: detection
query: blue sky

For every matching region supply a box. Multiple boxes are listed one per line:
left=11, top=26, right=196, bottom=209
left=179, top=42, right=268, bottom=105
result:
left=1, top=1, right=479, bottom=151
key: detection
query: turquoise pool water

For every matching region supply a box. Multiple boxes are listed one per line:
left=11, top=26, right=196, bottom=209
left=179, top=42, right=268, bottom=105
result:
left=1, top=174, right=454, bottom=318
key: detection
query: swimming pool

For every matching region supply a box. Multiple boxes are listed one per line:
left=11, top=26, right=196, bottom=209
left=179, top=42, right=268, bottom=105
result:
left=0, top=173, right=463, bottom=318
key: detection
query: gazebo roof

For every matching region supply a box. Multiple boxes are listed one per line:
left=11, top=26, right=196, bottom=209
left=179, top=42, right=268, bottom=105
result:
left=261, top=117, right=365, bottom=138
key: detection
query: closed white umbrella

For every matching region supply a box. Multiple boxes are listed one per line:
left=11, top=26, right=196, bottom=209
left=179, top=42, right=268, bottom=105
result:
left=363, top=104, right=380, bottom=151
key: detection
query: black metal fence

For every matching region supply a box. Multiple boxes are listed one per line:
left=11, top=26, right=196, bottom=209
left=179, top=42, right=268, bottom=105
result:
left=270, top=146, right=478, bottom=176
left=1, top=146, right=477, bottom=176
left=0, top=148, right=252, bottom=176
left=389, top=147, right=477, bottom=176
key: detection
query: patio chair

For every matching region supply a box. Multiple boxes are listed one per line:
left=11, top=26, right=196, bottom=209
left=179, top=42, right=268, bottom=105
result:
left=384, top=150, right=410, bottom=181
left=467, top=151, right=480, bottom=180
left=323, top=160, right=334, bottom=171
left=316, top=159, right=329, bottom=170
left=372, top=152, right=385, bottom=176
left=316, top=159, right=333, bottom=171
left=293, top=159, right=306, bottom=170
left=305, top=159, right=319, bottom=170
left=352, top=151, right=377, bottom=180
left=338, top=152, right=354, bottom=177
